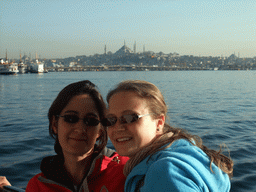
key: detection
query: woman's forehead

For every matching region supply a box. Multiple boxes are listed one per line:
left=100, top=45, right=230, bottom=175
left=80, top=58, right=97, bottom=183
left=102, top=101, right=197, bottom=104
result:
left=64, top=95, right=99, bottom=113
left=108, top=92, right=148, bottom=113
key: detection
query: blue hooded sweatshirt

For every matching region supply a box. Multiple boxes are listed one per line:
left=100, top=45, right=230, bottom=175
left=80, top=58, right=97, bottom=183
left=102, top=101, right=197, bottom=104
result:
left=125, top=139, right=231, bottom=192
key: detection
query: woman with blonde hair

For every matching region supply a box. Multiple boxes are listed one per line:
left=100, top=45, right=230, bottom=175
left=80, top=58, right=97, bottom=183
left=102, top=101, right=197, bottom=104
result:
left=102, top=80, right=233, bottom=192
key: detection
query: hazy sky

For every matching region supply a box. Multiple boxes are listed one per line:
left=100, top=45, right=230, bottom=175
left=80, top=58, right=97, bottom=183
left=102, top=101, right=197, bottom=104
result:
left=1, top=0, right=255, bottom=59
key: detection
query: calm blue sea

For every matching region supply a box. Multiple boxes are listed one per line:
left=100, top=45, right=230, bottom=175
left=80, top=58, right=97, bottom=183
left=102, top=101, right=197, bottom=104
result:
left=0, top=71, right=256, bottom=191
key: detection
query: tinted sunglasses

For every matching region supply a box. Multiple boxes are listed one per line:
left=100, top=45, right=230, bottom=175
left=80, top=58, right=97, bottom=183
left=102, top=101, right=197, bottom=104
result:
left=101, top=113, right=152, bottom=127
left=58, top=114, right=101, bottom=126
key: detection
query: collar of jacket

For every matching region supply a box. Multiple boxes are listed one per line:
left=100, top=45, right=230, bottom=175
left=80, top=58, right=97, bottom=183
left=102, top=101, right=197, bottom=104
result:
left=40, top=146, right=116, bottom=191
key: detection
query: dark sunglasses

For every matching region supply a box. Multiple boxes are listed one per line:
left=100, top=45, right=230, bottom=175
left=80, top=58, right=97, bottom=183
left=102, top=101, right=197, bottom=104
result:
left=58, top=115, right=101, bottom=126
left=101, top=113, right=152, bottom=127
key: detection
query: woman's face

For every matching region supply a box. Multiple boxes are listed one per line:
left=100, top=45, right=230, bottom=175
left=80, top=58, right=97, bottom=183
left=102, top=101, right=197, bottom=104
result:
left=52, top=94, right=102, bottom=157
left=107, top=91, right=164, bottom=157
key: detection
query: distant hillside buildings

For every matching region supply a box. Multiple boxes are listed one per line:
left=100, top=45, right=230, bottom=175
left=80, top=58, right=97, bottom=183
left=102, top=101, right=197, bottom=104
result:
left=3, top=44, right=256, bottom=71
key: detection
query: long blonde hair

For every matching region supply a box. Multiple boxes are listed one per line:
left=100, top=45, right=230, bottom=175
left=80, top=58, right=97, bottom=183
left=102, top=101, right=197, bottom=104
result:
left=107, top=80, right=233, bottom=177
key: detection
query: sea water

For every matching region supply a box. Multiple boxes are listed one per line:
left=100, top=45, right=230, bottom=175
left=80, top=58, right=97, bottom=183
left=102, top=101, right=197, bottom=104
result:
left=0, top=71, right=256, bottom=191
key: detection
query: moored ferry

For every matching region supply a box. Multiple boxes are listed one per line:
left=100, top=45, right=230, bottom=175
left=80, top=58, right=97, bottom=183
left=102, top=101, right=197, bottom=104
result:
left=18, top=53, right=27, bottom=73
left=18, top=62, right=27, bottom=74
left=29, top=53, right=44, bottom=73
left=0, top=58, right=19, bottom=75
left=29, top=60, right=44, bottom=73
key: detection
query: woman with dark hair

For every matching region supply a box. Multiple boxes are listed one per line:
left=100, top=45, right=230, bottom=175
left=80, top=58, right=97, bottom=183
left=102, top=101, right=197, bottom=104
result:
left=103, top=80, right=233, bottom=192
left=24, top=80, right=128, bottom=192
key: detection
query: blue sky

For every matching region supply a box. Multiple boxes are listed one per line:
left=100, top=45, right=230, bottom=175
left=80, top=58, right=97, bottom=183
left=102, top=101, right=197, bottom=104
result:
left=1, top=0, right=255, bottom=59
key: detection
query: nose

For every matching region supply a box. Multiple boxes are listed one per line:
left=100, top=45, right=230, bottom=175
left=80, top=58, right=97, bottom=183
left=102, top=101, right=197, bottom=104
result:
left=111, top=118, right=126, bottom=131
left=73, top=119, right=87, bottom=132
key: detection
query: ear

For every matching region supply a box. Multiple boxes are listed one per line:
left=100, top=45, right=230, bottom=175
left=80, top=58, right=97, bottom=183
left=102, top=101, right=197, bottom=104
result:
left=52, top=116, right=58, bottom=135
left=156, top=114, right=165, bottom=134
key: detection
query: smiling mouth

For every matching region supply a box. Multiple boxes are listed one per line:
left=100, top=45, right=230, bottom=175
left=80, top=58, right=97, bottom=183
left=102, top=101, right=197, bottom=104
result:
left=116, top=137, right=132, bottom=142
left=70, top=138, right=86, bottom=141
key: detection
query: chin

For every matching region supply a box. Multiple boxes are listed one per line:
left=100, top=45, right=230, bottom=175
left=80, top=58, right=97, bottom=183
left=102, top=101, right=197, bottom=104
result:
left=118, top=150, right=135, bottom=157
left=118, top=152, right=129, bottom=157
left=70, top=147, right=91, bottom=156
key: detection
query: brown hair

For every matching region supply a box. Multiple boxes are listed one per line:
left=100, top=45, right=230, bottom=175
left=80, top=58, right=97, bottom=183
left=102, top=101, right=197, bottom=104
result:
left=48, top=80, right=107, bottom=156
left=107, top=80, right=233, bottom=177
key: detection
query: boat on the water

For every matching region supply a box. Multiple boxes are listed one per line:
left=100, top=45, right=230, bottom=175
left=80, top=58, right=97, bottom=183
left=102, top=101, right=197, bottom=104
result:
left=29, top=60, right=44, bottom=73
left=0, top=58, right=19, bottom=75
left=18, top=62, right=27, bottom=74
left=28, top=53, right=44, bottom=73
left=18, top=53, right=27, bottom=73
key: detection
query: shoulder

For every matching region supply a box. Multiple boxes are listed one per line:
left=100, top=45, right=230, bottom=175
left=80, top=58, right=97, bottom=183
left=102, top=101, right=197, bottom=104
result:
left=88, top=153, right=128, bottom=192
left=97, top=152, right=129, bottom=171
left=27, top=173, right=44, bottom=183
left=152, top=139, right=208, bottom=162
left=26, top=173, right=43, bottom=191
left=26, top=173, right=71, bottom=192
left=90, top=148, right=129, bottom=178
left=128, top=139, right=231, bottom=192
left=100, top=147, right=129, bottom=166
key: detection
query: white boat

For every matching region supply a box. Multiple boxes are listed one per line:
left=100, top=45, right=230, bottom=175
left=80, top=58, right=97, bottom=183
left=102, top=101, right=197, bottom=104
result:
left=18, top=62, right=27, bottom=73
left=29, top=59, right=44, bottom=73
left=18, top=53, right=27, bottom=73
left=29, top=53, right=44, bottom=73
left=18, top=63, right=27, bottom=73
left=0, top=58, right=19, bottom=75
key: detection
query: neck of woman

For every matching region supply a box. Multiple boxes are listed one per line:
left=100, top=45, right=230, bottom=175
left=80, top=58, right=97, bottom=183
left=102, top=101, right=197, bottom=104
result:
left=64, top=149, right=94, bottom=185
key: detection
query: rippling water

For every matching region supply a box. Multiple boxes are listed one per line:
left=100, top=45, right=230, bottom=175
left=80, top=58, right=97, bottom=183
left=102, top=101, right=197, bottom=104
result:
left=0, top=71, right=255, bottom=191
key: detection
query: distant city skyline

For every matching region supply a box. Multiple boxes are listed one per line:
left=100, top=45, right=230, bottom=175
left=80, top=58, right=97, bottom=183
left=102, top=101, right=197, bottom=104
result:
left=1, top=0, right=256, bottom=59
left=2, top=43, right=247, bottom=61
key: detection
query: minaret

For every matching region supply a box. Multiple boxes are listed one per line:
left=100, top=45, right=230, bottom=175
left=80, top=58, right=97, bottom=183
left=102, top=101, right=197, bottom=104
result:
left=134, top=41, right=136, bottom=54
left=104, top=45, right=106, bottom=55
left=20, top=50, right=22, bottom=62
left=143, top=45, right=145, bottom=53
left=124, top=40, right=126, bottom=46
left=5, top=49, right=8, bottom=63
left=35, top=52, right=38, bottom=63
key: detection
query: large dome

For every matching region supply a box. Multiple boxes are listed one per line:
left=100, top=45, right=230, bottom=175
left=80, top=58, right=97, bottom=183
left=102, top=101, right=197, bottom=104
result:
left=114, top=45, right=133, bottom=56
